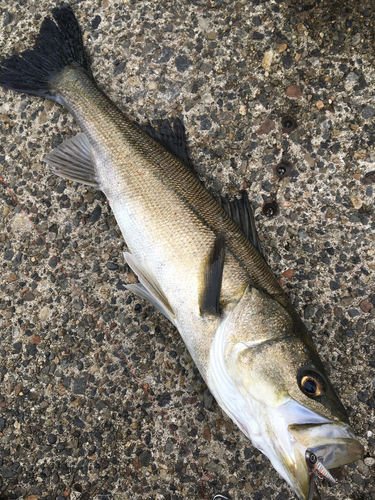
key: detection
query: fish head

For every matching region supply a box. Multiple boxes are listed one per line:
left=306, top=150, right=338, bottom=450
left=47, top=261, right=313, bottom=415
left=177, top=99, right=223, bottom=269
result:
left=209, top=286, right=363, bottom=500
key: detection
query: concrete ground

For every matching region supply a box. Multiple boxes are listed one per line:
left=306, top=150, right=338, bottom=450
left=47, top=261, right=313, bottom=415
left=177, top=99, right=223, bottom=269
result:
left=0, top=0, right=374, bottom=499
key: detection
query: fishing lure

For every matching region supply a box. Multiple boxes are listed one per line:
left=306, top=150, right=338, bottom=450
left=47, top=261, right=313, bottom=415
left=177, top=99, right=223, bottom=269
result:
left=305, top=450, right=338, bottom=484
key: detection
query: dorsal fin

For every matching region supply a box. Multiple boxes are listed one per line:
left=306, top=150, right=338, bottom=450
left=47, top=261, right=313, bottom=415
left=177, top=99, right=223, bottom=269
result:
left=138, top=117, right=192, bottom=168
left=217, top=191, right=264, bottom=258
left=139, top=118, right=263, bottom=259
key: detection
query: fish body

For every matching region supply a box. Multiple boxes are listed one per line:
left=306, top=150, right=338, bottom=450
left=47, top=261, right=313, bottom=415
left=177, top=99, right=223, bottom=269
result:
left=0, top=5, right=363, bottom=499
left=50, top=64, right=284, bottom=382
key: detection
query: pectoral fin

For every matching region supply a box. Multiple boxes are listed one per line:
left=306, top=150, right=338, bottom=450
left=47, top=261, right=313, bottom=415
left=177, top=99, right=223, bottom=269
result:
left=124, top=253, right=175, bottom=325
left=199, top=232, right=226, bottom=316
left=44, top=133, right=99, bottom=188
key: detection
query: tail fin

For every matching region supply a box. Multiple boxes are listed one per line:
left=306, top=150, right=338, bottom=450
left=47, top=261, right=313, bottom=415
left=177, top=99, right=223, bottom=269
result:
left=0, top=3, right=91, bottom=101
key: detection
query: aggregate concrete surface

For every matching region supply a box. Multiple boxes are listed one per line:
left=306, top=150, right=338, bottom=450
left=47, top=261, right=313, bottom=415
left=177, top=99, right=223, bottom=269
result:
left=0, top=0, right=374, bottom=499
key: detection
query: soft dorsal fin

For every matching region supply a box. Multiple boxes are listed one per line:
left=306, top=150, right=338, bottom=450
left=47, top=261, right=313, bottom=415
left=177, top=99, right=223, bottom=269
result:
left=124, top=252, right=175, bottom=325
left=44, top=132, right=99, bottom=188
left=217, top=191, right=264, bottom=258
left=138, top=117, right=192, bottom=168
left=199, top=232, right=226, bottom=316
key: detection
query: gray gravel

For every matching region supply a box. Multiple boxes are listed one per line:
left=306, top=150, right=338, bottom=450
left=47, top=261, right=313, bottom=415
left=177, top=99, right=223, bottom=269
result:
left=0, top=1, right=375, bottom=499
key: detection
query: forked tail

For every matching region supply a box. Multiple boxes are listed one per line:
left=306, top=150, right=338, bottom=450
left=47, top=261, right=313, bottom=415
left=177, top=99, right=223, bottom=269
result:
left=0, top=3, right=91, bottom=101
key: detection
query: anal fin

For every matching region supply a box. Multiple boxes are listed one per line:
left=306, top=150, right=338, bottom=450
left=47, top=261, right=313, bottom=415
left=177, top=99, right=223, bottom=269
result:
left=124, top=253, right=176, bottom=325
left=44, top=132, right=99, bottom=188
left=126, top=283, right=176, bottom=326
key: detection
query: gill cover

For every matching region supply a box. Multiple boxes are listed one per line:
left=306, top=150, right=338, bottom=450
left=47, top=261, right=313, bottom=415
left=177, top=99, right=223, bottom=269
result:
left=218, top=285, right=349, bottom=422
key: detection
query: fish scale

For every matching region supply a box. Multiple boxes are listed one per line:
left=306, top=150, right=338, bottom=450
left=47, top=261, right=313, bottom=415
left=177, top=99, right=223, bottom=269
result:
left=55, top=64, right=288, bottom=376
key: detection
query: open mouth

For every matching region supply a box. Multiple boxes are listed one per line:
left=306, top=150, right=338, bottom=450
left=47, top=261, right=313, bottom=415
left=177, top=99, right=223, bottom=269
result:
left=289, top=422, right=364, bottom=468
left=287, top=422, right=364, bottom=500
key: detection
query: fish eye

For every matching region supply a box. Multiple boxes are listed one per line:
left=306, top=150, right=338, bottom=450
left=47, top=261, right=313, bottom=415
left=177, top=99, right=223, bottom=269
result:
left=299, top=371, right=325, bottom=398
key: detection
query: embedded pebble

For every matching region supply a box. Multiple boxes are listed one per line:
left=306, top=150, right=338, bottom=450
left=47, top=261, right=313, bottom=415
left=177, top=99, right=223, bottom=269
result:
left=12, top=213, right=31, bottom=231
left=350, top=195, right=362, bottom=209
left=262, top=49, right=273, bottom=70
left=282, top=269, right=294, bottom=279
left=286, top=85, right=303, bottom=99
left=304, top=153, right=315, bottom=167
left=283, top=55, right=294, bottom=69
left=39, top=306, right=50, bottom=321
left=148, top=81, right=159, bottom=91
left=257, top=118, right=275, bottom=135
left=362, top=105, right=375, bottom=119
left=276, top=43, right=287, bottom=53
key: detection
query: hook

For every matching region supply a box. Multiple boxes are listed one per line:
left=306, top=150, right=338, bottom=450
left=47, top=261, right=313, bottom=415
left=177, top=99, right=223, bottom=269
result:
left=307, top=475, right=315, bottom=500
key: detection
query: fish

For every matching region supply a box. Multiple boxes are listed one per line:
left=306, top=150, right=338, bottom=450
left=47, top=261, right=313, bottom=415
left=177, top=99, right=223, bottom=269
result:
left=0, top=4, right=363, bottom=499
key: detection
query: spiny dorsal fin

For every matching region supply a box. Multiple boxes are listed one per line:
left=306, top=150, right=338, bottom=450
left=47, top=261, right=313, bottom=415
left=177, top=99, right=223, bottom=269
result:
left=44, top=132, right=99, bottom=188
left=217, top=191, right=264, bottom=258
left=138, top=117, right=193, bottom=169
left=199, top=232, right=226, bottom=316
left=124, top=252, right=175, bottom=323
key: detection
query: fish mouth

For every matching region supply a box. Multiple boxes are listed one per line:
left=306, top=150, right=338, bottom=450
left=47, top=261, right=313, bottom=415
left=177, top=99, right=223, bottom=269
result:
left=286, top=422, right=364, bottom=500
